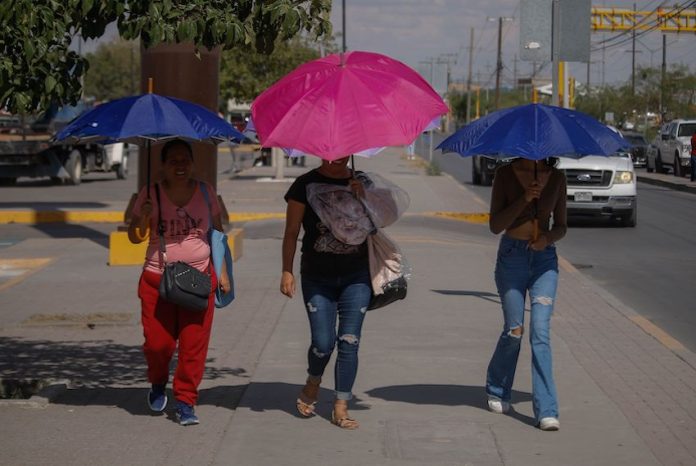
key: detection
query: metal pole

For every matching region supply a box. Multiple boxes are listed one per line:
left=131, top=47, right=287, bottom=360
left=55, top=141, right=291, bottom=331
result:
left=342, top=0, right=346, bottom=53
left=494, top=17, right=503, bottom=109
left=660, top=33, right=666, bottom=117
left=466, top=27, right=474, bottom=123
left=428, top=131, right=433, bottom=163
left=631, top=3, right=636, bottom=96
left=551, top=0, right=560, bottom=108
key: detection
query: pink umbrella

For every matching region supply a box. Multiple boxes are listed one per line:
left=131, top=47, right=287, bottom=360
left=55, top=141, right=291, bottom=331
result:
left=251, top=51, right=449, bottom=161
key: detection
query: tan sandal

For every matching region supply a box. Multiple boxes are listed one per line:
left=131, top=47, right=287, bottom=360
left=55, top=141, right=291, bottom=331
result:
left=296, top=378, right=320, bottom=417
left=331, top=410, right=359, bottom=430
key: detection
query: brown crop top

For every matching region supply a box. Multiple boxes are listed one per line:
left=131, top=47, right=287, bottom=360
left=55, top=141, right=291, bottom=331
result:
left=489, top=163, right=568, bottom=243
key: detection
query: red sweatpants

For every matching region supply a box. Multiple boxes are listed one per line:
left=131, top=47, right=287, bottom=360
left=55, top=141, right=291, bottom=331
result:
left=138, top=269, right=216, bottom=406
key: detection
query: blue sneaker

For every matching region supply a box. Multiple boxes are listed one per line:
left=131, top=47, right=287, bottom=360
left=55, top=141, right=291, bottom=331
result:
left=147, top=384, right=167, bottom=412
left=175, top=401, right=199, bottom=426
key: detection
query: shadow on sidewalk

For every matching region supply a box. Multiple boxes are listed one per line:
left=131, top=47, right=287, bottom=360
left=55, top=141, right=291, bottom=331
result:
left=31, top=223, right=110, bottom=248
left=52, top=384, right=249, bottom=417
left=366, top=384, right=535, bottom=425
left=0, top=337, right=246, bottom=403
left=238, top=381, right=370, bottom=420
left=431, top=289, right=500, bottom=305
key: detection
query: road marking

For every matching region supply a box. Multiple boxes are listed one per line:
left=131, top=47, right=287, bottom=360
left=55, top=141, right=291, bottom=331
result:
left=0, top=258, right=53, bottom=292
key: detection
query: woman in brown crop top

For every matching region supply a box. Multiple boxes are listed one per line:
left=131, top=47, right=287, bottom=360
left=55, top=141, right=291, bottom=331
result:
left=485, top=158, right=567, bottom=432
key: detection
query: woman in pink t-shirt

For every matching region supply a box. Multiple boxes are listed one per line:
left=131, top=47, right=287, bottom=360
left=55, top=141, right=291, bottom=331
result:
left=128, top=139, right=229, bottom=426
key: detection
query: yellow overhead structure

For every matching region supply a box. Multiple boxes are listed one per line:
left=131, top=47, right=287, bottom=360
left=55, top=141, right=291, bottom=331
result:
left=591, top=7, right=696, bottom=33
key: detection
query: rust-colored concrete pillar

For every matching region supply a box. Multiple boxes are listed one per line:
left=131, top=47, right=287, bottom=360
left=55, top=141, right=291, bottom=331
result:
left=138, top=43, right=220, bottom=191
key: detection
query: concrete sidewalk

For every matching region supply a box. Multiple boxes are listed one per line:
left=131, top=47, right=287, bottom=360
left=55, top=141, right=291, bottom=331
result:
left=1, top=149, right=696, bottom=465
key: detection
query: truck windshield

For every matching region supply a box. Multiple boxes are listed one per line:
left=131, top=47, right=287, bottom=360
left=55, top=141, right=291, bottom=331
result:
left=677, top=123, right=696, bottom=137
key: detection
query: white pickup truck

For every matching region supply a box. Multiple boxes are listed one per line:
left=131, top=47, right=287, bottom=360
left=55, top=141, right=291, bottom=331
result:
left=557, top=152, right=637, bottom=227
left=650, top=119, right=696, bottom=177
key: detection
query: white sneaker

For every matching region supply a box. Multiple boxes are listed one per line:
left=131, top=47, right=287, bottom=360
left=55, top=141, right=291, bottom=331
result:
left=487, top=397, right=510, bottom=414
left=538, top=417, right=560, bottom=431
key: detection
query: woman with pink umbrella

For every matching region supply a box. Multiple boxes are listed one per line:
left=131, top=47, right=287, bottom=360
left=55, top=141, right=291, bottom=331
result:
left=255, top=50, right=447, bottom=429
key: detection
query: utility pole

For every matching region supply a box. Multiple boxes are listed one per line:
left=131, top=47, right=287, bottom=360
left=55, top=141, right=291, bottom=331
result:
left=631, top=2, right=636, bottom=96
left=660, top=33, right=666, bottom=118
left=488, top=16, right=514, bottom=109
left=342, top=0, right=346, bottom=52
left=495, top=16, right=503, bottom=108
left=419, top=57, right=435, bottom=85
left=466, top=27, right=474, bottom=123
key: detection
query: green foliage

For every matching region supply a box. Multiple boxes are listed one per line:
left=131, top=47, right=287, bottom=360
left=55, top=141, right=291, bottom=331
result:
left=0, top=0, right=332, bottom=114
left=220, top=36, right=334, bottom=105
left=83, top=40, right=140, bottom=101
left=426, top=160, right=441, bottom=176
left=576, top=64, right=696, bottom=126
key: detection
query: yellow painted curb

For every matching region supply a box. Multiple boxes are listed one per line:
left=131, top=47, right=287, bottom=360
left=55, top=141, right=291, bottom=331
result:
left=228, top=212, right=286, bottom=222
left=0, top=211, right=124, bottom=224
left=429, top=212, right=490, bottom=225
left=0, top=211, right=284, bottom=224
left=109, top=231, right=148, bottom=266
left=108, top=228, right=244, bottom=266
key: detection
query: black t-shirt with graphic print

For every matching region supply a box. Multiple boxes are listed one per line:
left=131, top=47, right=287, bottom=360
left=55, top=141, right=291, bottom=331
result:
left=284, top=169, right=369, bottom=277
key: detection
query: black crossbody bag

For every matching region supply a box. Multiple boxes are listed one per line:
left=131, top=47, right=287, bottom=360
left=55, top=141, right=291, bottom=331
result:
left=155, top=184, right=211, bottom=311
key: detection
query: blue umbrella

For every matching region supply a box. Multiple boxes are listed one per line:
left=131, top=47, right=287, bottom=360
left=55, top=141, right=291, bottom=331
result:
left=55, top=93, right=244, bottom=144
left=437, top=103, right=630, bottom=160
left=54, top=93, right=245, bottom=196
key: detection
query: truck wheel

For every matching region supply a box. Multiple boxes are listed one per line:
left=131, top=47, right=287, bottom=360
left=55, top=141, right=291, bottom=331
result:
left=480, top=165, right=493, bottom=186
left=471, top=157, right=481, bottom=185
left=621, top=205, right=637, bottom=228
left=656, top=152, right=665, bottom=173
left=66, top=149, right=82, bottom=185
left=116, top=153, right=128, bottom=179
left=673, top=153, right=683, bottom=177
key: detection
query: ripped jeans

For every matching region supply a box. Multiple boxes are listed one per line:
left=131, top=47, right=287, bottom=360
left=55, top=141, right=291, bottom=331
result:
left=301, top=269, right=372, bottom=400
left=486, top=235, right=559, bottom=421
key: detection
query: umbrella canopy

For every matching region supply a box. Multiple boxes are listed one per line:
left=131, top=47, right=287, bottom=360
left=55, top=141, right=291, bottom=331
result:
left=54, top=93, right=244, bottom=144
left=251, top=50, right=448, bottom=161
left=437, top=103, right=630, bottom=160
left=244, top=115, right=440, bottom=159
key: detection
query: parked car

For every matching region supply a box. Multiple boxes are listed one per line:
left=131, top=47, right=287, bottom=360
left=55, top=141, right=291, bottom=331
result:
left=557, top=153, right=637, bottom=227
left=471, top=155, right=496, bottom=185
left=0, top=102, right=131, bottom=185
left=620, top=131, right=648, bottom=168
left=649, top=119, right=696, bottom=176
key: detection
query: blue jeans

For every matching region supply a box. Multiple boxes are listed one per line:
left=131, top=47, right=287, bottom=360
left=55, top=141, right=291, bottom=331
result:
left=301, top=269, right=372, bottom=400
left=486, top=235, right=559, bottom=421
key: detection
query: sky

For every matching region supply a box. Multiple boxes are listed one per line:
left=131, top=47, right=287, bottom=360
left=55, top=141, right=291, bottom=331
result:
left=82, top=1, right=696, bottom=94
left=328, top=0, right=696, bottom=93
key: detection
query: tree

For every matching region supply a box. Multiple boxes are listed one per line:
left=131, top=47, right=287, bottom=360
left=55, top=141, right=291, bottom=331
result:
left=0, top=1, right=332, bottom=114
left=83, top=40, right=140, bottom=101
left=219, top=36, right=333, bottom=105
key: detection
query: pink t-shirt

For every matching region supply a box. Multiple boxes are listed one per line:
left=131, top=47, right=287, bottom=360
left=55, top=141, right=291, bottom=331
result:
left=132, top=181, right=222, bottom=274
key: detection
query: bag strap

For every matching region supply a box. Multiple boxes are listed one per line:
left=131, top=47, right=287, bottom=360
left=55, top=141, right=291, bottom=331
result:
left=154, top=183, right=168, bottom=263
left=199, top=180, right=214, bottom=231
